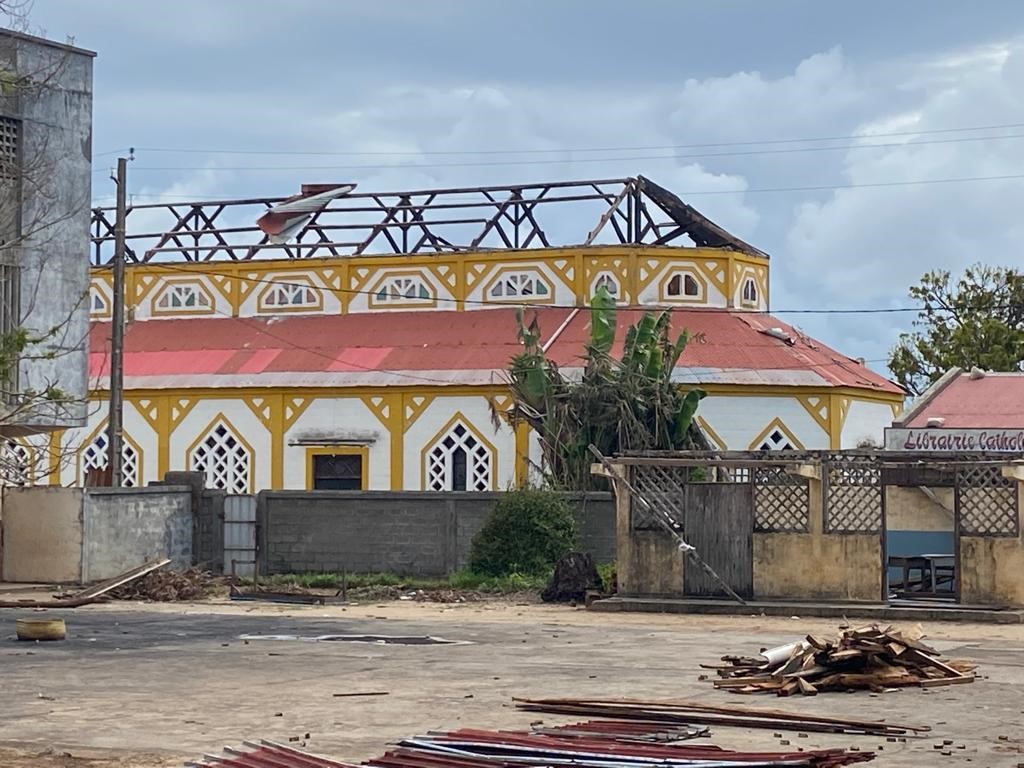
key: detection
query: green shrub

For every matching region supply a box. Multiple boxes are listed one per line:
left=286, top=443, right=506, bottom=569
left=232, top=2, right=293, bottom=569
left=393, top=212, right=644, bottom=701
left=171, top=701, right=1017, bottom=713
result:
left=468, top=489, right=578, bottom=576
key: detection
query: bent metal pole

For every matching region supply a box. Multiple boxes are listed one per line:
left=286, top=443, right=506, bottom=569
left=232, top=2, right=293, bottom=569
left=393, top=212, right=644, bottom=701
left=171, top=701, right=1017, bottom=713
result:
left=588, top=444, right=747, bottom=606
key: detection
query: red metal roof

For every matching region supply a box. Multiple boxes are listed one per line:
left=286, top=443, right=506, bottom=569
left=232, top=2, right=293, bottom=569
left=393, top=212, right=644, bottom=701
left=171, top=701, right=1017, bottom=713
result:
left=904, top=372, right=1024, bottom=428
left=88, top=308, right=901, bottom=393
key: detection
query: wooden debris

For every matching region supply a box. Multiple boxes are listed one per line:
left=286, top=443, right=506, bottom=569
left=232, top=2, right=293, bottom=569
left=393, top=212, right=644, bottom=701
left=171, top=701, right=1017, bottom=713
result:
left=711, top=623, right=976, bottom=696
left=514, top=696, right=929, bottom=737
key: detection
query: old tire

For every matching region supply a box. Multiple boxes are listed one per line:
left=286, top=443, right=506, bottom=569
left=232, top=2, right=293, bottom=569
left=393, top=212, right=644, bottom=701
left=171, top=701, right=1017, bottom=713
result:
left=16, top=618, right=66, bottom=641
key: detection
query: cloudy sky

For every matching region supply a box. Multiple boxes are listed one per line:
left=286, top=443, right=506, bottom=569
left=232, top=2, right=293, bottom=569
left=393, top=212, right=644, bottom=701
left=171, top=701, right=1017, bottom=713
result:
left=27, top=0, right=1024, bottom=372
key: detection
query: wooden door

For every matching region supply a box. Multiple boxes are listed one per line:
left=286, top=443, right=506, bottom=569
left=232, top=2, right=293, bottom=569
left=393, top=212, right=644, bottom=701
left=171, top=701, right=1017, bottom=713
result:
left=683, top=483, right=754, bottom=598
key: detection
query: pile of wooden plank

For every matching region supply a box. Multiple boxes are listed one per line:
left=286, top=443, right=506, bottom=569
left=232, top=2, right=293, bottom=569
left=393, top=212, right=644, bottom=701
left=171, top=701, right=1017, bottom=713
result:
left=708, top=623, right=976, bottom=696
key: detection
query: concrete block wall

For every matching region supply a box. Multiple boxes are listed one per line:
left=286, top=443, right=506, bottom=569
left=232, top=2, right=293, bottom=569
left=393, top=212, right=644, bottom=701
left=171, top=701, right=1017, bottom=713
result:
left=257, top=491, right=615, bottom=577
left=1, top=485, right=195, bottom=583
left=82, top=487, right=192, bottom=581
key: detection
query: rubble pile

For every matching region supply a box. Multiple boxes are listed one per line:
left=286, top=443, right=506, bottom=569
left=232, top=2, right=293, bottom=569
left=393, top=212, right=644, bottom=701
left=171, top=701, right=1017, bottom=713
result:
left=110, top=567, right=219, bottom=601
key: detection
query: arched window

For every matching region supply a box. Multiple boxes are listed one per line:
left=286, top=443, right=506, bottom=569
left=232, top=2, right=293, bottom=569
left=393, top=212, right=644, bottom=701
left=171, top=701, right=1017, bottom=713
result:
left=80, top=430, right=140, bottom=487
left=190, top=420, right=252, bottom=493
left=426, top=421, right=493, bottom=491
left=488, top=271, right=551, bottom=300
left=260, top=281, right=319, bottom=309
left=665, top=272, right=701, bottom=298
left=593, top=273, right=620, bottom=298
left=374, top=275, right=432, bottom=304
left=0, top=440, right=30, bottom=485
left=742, top=277, right=759, bottom=305
left=154, top=282, right=211, bottom=312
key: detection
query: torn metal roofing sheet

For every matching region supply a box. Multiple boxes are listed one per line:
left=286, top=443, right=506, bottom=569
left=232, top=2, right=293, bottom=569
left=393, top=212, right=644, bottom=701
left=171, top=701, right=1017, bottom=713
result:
left=88, top=307, right=901, bottom=394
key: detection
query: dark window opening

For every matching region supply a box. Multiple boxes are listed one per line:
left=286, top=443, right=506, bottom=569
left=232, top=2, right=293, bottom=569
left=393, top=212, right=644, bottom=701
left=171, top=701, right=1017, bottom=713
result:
left=312, top=453, right=363, bottom=490
left=452, top=447, right=468, bottom=491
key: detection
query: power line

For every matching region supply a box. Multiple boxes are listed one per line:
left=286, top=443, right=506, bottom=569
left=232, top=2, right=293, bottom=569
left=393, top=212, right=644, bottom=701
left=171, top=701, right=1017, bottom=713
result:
left=88, top=171, right=1024, bottom=206
left=107, top=120, right=1024, bottom=158
left=110, top=132, right=1024, bottom=174
left=99, top=274, right=897, bottom=384
left=91, top=260, right=985, bottom=316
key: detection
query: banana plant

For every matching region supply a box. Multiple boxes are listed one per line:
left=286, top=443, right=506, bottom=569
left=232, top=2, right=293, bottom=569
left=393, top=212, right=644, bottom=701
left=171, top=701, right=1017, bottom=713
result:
left=501, top=288, right=707, bottom=490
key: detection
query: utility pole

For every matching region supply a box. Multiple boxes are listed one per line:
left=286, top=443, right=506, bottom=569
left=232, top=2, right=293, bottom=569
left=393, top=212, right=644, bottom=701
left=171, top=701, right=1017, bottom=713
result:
left=107, top=157, right=127, bottom=487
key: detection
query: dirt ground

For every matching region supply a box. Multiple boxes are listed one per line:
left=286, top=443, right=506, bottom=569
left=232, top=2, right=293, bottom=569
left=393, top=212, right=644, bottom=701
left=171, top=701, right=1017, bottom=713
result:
left=0, top=596, right=1022, bottom=767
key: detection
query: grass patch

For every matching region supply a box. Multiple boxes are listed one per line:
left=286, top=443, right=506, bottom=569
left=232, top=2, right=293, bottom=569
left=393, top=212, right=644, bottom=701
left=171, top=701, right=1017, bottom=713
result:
left=254, top=570, right=551, bottom=594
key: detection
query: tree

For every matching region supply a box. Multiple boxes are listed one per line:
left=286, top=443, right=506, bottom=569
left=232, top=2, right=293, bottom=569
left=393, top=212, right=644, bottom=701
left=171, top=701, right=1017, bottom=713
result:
left=499, top=288, right=707, bottom=490
left=888, top=265, right=1024, bottom=396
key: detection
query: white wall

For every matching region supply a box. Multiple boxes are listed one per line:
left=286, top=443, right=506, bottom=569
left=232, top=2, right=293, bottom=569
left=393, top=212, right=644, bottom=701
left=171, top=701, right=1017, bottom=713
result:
left=698, top=395, right=829, bottom=450
left=169, top=399, right=272, bottom=492
left=842, top=399, right=896, bottom=448
left=402, top=395, right=516, bottom=490
left=283, top=397, right=391, bottom=489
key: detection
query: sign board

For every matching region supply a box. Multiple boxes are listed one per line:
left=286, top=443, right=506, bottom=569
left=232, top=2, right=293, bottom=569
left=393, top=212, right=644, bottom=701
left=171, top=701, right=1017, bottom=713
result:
left=884, top=427, right=1024, bottom=453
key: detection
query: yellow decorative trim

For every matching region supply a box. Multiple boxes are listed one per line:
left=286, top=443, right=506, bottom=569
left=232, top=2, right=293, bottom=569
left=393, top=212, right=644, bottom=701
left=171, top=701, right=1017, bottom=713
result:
left=282, top=396, right=312, bottom=432
left=360, top=395, right=392, bottom=427
left=46, top=430, right=63, bottom=486
left=796, top=395, right=831, bottom=436
left=420, top=412, right=498, bottom=491
left=514, top=421, right=530, bottom=487
left=890, top=401, right=903, bottom=419
left=244, top=396, right=275, bottom=432
left=185, top=413, right=256, bottom=493
left=132, top=397, right=162, bottom=434
left=548, top=257, right=576, bottom=289
left=403, top=394, right=435, bottom=429
left=305, top=445, right=369, bottom=490
left=169, top=397, right=199, bottom=431
left=748, top=418, right=804, bottom=451
left=695, top=416, right=728, bottom=450
left=698, top=259, right=729, bottom=297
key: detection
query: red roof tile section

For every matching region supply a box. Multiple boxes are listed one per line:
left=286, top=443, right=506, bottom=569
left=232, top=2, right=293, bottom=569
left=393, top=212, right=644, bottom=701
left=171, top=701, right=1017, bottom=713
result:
left=904, top=373, right=1024, bottom=428
left=88, top=308, right=901, bottom=393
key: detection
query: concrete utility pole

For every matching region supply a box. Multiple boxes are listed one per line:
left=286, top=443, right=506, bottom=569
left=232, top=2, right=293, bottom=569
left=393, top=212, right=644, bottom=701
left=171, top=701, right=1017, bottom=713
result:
left=107, top=157, right=127, bottom=487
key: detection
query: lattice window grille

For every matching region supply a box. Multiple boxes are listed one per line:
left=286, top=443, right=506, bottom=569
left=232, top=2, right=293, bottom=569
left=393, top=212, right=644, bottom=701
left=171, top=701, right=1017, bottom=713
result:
left=957, top=465, right=1019, bottom=536
left=426, top=422, right=492, bottom=491
left=666, top=272, right=701, bottom=298
left=191, top=422, right=251, bottom=494
left=593, top=273, right=620, bottom=298
left=1, top=440, right=30, bottom=486
left=489, top=271, right=550, bottom=299
left=375, top=275, right=432, bottom=303
left=0, top=116, right=18, bottom=181
left=825, top=456, right=882, bottom=532
left=261, top=282, right=317, bottom=308
left=81, top=431, right=139, bottom=487
left=630, top=464, right=689, bottom=531
left=156, top=283, right=210, bottom=310
left=753, top=465, right=809, bottom=532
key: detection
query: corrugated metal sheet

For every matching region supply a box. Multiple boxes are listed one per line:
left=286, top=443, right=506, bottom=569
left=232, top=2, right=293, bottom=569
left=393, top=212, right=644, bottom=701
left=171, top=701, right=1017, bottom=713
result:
left=88, top=307, right=902, bottom=394
left=905, top=372, right=1024, bottom=428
